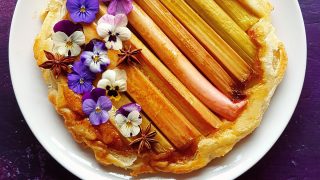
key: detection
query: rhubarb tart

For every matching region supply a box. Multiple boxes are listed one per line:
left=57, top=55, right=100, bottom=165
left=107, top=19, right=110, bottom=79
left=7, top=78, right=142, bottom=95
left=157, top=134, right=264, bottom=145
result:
left=33, top=0, right=287, bottom=176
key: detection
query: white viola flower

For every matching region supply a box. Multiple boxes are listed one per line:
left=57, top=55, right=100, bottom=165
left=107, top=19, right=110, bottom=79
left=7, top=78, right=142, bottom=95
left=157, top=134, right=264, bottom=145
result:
left=97, top=68, right=127, bottom=101
left=115, top=103, right=142, bottom=137
left=81, top=40, right=110, bottom=73
left=52, top=30, right=85, bottom=57
left=97, top=14, right=131, bottom=50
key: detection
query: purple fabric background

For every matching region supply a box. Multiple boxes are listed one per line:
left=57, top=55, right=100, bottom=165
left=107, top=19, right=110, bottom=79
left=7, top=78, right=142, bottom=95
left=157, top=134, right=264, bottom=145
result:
left=0, top=0, right=319, bottom=179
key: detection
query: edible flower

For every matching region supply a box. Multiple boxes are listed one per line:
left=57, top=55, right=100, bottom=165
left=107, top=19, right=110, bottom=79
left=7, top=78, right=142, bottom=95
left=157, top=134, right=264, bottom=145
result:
left=115, top=103, right=142, bottom=137
left=97, top=14, right=131, bottom=50
left=68, top=61, right=95, bottom=94
left=39, top=50, right=77, bottom=79
left=97, top=68, right=127, bottom=101
left=52, top=20, right=85, bottom=57
left=82, top=88, right=112, bottom=125
left=104, top=0, right=133, bottom=15
left=81, top=39, right=110, bottom=73
left=66, top=0, right=99, bottom=23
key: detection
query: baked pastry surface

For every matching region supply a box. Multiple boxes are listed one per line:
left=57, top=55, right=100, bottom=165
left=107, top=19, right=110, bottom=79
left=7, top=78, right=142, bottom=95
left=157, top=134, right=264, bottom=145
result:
left=33, top=0, right=287, bottom=176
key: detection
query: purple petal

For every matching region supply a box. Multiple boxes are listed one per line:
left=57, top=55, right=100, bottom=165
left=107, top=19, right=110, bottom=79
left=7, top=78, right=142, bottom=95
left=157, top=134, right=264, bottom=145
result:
left=89, top=110, right=109, bottom=125
left=72, top=61, right=96, bottom=79
left=82, top=88, right=107, bottom=102
left=116, top=103, right=141, bottom=117
left=108, top=0, right=133, bottom=15
left=97, top=96, right=112, bottom=111
left=53, top=20, right=83, bottom=36
left=67, top=73, right=81, bottom=82
left=82, top=99, right=97, bottom=115
left=84, top=39, right=106, bottom=51
left=72, top=61, right=86, bottom=74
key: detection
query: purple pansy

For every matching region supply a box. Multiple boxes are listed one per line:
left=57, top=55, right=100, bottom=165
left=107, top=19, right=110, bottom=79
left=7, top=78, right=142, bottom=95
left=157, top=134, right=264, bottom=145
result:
left=80, top=39, right=110, bottom=73
left=82, top=91, right=112, bottom=125
left=68, top=61, right=95, bottom=94
left=103, top=0, right=133, bottom=15
left=67, top=0, right=100, bottom=23
left=115, top=103, right=142, bottom=137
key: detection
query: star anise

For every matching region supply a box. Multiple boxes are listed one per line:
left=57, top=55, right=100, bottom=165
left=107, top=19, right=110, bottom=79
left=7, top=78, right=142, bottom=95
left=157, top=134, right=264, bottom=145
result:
left=39, top=51, right=77, bottom=79
left=118, top=45, right=142, bottom=65
left=129, top=123, right=158, bottom=155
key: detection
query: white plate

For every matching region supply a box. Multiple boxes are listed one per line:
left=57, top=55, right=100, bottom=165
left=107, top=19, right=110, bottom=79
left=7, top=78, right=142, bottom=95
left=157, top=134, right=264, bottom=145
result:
left=9, top=0, right=306, bottom=179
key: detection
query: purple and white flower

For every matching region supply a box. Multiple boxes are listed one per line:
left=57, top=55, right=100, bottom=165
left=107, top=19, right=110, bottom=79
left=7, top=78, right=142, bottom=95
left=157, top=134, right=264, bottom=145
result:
left=82, top=88, right=112, bottom=125
left=66, top=0, right=99, bottom=23
left=115, top=103, right=142, bottom=137
left=97, top=68, right=127, bottom=101
left=103, top=0, right=133, bottom=15
left=68, top=61, right=95, bottom=94
left=81, top=39, right=110, bottom=73
left=52, top=20, right=85, bottom=57
left=97, top=14, right=131, bottom=50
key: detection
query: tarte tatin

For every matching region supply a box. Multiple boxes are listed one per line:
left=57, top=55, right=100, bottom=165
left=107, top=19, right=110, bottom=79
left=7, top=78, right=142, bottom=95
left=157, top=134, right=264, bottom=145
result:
left=33, top=0, right=287, bottom=176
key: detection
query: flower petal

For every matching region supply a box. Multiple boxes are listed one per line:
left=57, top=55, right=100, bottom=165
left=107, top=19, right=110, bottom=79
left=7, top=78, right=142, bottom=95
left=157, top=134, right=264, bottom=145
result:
left=115, top=68, right=127, bottom=81
left=53, top=20, right=83, bottom=36
left=131, top=126, right=140, bottom=137
left=108, top=1, right=133, bottom=16
left=98, top=14, right=115, bottom=25
left=114, top=79, right=127, bottom=92
left=115, top=27, right=131, bottom=41
left=111, top=37, right=123, bottom=50
left=93, top=41, right=107, bottom=53
left=81, top=51, right=94, bottom=65
left=52, top=31, right=68, bottom=43
left=56, top=46, right=69, bottom=57
left=115, top=114, right=127, bottom=127
left=116, top=103, right=141, bottom=117
left=97, top=23, right=114, bottom=39
left=82, top=99, right=97, bottom=115
left=89, top=62, right=103, bottom=73
left=97, top=79, right=112, bottom=89
left=102, top=69, right=116, bottom=83
left=89, top=110, right=109, bottom=125
left=84, top=39, right=106, bottom=51
left=70, top=31, right=85, bottom=46
left=119, top=123, right=133, bottom=137
left=69, top=44, right=82, bottom=56
left=127, top=110, right=142, bottom=126
left=96, top=96, right=112, bottom=111
left=105, top=40, right=115, bottom=50
left=114, top=14, right=128, bottom=27
left=82, top=88, right=107, bottom=102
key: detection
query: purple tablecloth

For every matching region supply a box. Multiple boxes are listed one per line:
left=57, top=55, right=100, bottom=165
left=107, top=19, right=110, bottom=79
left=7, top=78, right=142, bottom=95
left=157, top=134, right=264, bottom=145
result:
left=0, top=0, right=319, bottom=179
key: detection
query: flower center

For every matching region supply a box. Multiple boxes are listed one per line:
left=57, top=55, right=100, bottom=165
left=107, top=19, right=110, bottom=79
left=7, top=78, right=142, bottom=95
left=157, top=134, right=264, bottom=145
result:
left=66, top=40, right=73, bottom=48
left=95, top=106, right=102, bottom=113
left=126, top=120, right=133, bottom=128
left=108, top=34, right=117, bottom=42
left=106, top=85, right=120, bottom=97
left=79, top=78, right=84, bottom=84
left=93, top=55, right=100, bottom=63
left=80, top=5, right=86, bottom=13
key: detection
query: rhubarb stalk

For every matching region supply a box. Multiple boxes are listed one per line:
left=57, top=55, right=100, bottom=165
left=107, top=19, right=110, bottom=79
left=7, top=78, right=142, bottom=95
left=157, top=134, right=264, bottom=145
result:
left=128, top=3, right=247, bottom=120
